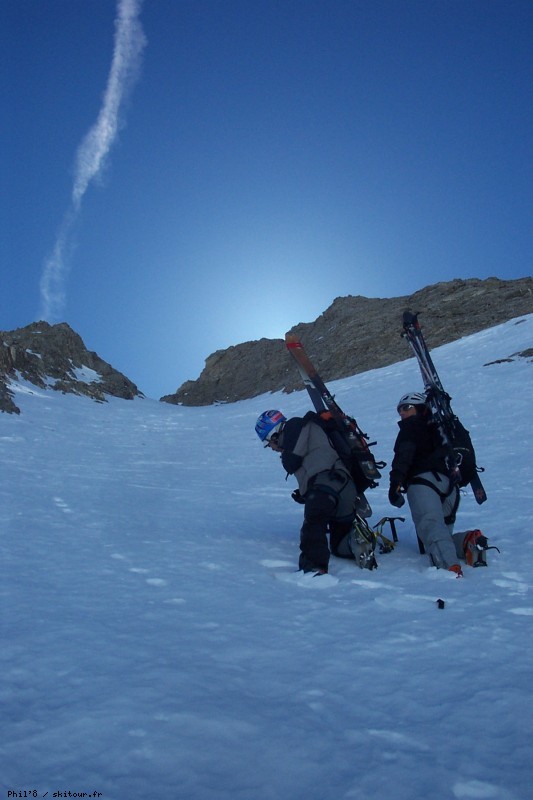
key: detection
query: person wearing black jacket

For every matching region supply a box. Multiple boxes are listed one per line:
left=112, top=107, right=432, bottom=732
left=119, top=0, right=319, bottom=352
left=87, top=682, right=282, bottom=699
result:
left=388, top=392, right=462, bottom=576
left=255, top=409, right=361, bottom=575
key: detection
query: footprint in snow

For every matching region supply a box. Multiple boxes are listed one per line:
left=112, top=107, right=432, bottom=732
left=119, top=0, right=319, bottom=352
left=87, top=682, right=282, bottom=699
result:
left=260, top=559, right=294, bottom=569
left=493, top=574, right=528, bottom=594
left=274, top=571, right=339, bottom=588
left=374, top=593, right=444, bottom=611
left=487, top=570, right=532, bottom=620
left=53, top=496, right=73, bottom=514
left=260, top=558, right=340, bottom=587
left=453, top=778, right=512, bottom=798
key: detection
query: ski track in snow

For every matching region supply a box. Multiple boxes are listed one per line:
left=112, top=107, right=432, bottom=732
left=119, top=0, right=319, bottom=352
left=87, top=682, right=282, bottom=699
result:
left=0, top=315, right=532, bottom=799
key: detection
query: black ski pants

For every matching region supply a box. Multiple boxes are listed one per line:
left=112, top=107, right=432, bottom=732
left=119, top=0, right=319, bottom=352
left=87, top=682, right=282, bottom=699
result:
left=298, top=470, right=358, bottom=573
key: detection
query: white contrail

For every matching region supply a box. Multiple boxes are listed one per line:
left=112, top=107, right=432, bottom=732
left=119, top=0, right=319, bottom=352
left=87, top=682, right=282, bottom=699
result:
left=39, top=0, right=146, bottom=321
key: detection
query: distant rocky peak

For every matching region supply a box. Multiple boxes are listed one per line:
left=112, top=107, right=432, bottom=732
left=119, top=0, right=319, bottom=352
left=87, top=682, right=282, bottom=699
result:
left=161, top=277, right=533, bottom=407
left=0, top=321, right=142, bottom=414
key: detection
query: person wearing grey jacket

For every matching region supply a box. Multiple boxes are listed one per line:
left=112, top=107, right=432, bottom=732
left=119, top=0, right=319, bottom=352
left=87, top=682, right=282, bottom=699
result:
left=255, top=409, right=360, bottom=575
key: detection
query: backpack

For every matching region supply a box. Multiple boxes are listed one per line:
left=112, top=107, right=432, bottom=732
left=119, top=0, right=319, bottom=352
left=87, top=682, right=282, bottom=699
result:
left=303, top=410, right=380, bottom=494
left=448, top=419, right=479, bottom=487
left=423, top=386, right=483, bottom=489
left=432, top=416, right=479, bottom=488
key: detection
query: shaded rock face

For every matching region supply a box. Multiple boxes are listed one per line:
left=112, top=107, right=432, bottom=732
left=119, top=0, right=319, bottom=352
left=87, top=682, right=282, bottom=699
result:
left=0, top=321, right=142, bottom=414
left=162, top=277, right=533, bottom=406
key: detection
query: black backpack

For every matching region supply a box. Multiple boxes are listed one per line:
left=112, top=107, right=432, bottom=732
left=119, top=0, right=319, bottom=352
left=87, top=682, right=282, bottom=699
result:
left=444, top=417, right=479, bottom=488
left=428, top=412, right=480, bottom=488
left=303, top=410, right=380, bottom=494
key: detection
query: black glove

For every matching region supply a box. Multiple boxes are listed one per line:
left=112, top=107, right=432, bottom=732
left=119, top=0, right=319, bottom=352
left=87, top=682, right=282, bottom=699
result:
left=291, top=490, right=306, bottom=505
left=388, top=484, right=405, bottom=508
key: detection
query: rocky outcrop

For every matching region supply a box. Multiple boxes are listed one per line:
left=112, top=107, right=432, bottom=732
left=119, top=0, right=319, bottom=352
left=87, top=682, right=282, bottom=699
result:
left=0, top=321, right=142, bottom=414
left=3, top=278, right=531, bottom=414
left=162, top=277, right=533, bottom=406
left=163, top=338, right=290, bottom=408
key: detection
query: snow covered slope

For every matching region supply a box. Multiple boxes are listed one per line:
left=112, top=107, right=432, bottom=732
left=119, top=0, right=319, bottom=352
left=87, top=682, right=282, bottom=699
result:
left=1, top=315, right=532, bottom=800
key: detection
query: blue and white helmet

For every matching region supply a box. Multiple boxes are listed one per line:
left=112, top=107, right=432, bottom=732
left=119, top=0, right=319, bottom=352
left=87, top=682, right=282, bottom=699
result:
left=255, top=410, right=286, bottom=443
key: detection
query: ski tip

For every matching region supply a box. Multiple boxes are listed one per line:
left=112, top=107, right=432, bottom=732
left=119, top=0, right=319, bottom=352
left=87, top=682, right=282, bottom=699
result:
left=285, top=334, right=301, bottom=348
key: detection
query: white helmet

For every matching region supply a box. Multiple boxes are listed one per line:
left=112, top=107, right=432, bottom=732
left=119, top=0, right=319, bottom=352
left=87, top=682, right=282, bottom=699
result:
left=397, top=392, right=426, bottom=412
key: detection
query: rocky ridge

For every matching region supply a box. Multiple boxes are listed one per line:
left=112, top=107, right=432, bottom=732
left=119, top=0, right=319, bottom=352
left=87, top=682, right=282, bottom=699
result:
left=2, top=278, right=531, bottom=414
left=162, top=277, right=533, bottom=406
left=0, top=321, right=142, bottom=414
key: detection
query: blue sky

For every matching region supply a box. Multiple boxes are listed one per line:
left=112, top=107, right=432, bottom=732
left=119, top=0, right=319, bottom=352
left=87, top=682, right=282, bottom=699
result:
left=2, top=0, right=532, bottom=399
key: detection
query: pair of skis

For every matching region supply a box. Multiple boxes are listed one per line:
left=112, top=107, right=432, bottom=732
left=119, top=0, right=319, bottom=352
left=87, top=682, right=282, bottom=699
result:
left=284, top=334, right=382, bottom=487
left=285, top=316, right=487, bottom=506
left=401, top=312, right=487, bottom=504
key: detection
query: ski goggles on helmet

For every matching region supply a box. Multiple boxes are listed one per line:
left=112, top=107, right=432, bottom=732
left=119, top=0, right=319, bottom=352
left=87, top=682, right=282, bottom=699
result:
left=265, top=433, right=280, bottom=448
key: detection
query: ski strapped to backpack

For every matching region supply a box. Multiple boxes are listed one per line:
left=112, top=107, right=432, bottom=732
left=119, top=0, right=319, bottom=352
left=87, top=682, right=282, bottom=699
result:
left=401, top=312, right=487, bottom=504
left=285, top=334, right=384, bottom=496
